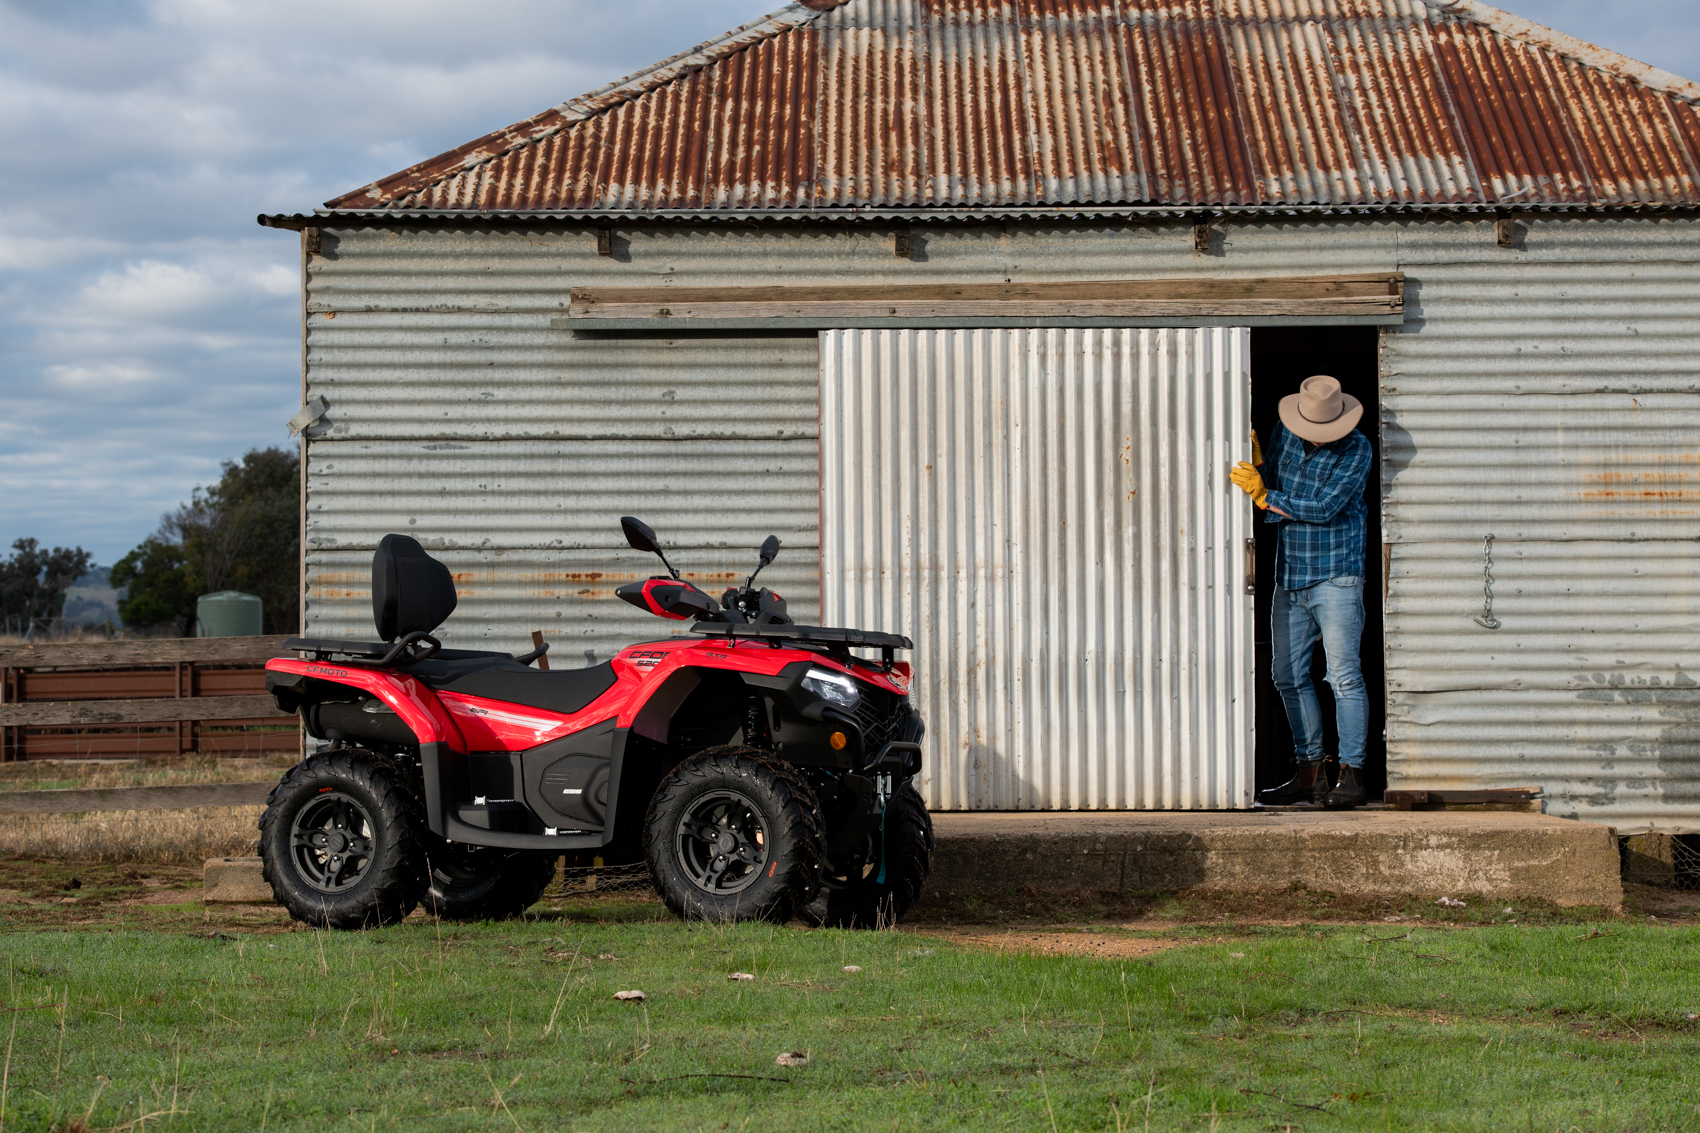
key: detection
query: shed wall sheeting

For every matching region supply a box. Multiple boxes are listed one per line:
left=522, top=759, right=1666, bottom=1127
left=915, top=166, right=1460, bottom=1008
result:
left=302, top=216, right=1700, bottom=830
left=1380, top=228, right=1700, bottom=832
left=819, top=327, right=1253, bottom=810
left=342, top=0, right=1700, bottom=212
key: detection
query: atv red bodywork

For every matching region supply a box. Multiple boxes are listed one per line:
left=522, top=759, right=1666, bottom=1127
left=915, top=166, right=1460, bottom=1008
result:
left=260, top=523, right=926, bottom=927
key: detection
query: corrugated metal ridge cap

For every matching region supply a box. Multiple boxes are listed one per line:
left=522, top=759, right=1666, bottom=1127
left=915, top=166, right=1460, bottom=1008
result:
left=1432, top=0, right=1700, bottom=105
left=259, top=201, right=1700, bottom=231
left=324, top=0, right=825, bottom=210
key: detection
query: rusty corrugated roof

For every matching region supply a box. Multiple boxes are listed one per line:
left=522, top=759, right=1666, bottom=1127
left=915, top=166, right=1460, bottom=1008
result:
left=327, top=0, right=1700, bottom=212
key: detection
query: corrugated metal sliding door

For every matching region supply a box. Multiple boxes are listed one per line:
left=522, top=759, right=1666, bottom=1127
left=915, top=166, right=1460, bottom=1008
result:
left=820, top=328, right=1253, bottom=811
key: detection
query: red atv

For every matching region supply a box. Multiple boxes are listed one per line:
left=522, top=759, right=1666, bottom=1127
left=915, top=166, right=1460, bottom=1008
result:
left=260, top=517, right=932, bottom=930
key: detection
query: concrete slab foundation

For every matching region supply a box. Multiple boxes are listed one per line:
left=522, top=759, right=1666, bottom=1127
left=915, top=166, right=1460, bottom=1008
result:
left=925, top=810, right=1624, bottom=908
left=202, top=811, right=1625, bottom=909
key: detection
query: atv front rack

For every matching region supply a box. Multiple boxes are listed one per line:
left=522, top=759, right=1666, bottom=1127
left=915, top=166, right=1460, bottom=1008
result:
left=689, top=622, right=913, bottom=667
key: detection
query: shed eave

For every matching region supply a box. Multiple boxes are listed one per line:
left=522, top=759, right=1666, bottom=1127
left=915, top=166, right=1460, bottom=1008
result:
left=259, top=201, right=1700, bottom=231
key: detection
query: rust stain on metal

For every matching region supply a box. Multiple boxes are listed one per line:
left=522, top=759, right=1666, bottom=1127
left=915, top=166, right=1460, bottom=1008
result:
left=329, top=0, right=1700, bottom=212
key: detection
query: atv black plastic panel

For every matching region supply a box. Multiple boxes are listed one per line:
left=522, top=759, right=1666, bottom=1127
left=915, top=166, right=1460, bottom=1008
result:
left=454, top=800, right=531, bottom=832
left=523, top=719, right=618, bottom=831
left=538, top=754, right=611, bottom=827
left=466, top=752, right=522, bottom=800
left=421, top=741, right=609, bottom=851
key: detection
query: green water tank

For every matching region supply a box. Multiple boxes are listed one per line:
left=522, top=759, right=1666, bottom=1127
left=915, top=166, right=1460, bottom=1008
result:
left=196, top=591, right=264, bottom=637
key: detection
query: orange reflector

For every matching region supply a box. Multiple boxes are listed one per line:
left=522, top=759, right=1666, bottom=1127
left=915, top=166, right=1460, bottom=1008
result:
left=829, top=732, right=848, bottom=750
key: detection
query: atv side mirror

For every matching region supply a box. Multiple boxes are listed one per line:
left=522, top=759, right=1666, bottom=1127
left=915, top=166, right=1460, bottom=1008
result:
left=621, top=516, right=660, bottom=554
left=747, top=534, right=780, bottom=589
left=620, top=515, right=680, bottom=579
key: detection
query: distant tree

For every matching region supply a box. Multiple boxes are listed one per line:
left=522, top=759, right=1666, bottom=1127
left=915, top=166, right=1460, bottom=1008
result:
left=111, top=537, right=196, bottom=633
left=113, top=448, right=301, bottom=635
left=0, top=538, right=93, bottom=633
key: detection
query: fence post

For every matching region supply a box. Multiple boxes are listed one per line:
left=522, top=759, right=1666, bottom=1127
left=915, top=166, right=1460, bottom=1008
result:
left=0, top=666, right=15, bottom=763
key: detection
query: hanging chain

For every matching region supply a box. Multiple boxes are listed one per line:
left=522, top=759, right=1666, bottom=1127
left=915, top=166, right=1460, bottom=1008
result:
left=1473, top=533, right=1501, bottom=629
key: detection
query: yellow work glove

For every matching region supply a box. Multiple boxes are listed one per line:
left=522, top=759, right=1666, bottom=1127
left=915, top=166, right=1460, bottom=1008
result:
left=1230, top=461, right=1269, bottom=509
left=1250, top=427, right=1263, bottom=467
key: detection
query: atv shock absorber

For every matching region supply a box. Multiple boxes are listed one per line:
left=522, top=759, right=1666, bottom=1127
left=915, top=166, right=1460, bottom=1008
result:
left=744, top=698, right=772, bottom=749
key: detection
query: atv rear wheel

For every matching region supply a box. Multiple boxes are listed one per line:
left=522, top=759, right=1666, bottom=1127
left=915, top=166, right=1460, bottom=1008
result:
left=801, top=783, right=934, bottom=929
left=421, top=845, right=558, bottom=921
left=258, top=751, right=428, bottom=929
left=644, top=746, right=823, bottom=923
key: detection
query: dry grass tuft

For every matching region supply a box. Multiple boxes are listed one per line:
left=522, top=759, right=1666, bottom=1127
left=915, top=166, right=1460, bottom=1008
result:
left=0, top=754, right=294, bottom=792
left=0, top=806, right=261, bottom=864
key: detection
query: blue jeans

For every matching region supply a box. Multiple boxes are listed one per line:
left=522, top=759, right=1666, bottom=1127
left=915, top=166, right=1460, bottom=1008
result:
left=1271, top=577, right=1368, bottom=770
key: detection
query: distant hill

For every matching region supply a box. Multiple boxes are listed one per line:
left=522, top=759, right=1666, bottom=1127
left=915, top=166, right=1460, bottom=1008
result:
left=64, top=565, right=122, bottom=628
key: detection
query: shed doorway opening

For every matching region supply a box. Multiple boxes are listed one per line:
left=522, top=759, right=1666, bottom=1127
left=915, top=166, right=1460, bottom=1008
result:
left=1249, top=327, right=1385, bottom=801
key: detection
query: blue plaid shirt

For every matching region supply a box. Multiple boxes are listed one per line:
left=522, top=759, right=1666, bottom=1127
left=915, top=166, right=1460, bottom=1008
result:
left=1261, top=422, right=1372, bottom=590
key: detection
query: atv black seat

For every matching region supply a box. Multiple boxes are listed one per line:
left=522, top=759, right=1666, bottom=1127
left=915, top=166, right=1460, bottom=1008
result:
left=410, top=654, right=619, bottom=716
left=373, top=533, right=458, bottom=642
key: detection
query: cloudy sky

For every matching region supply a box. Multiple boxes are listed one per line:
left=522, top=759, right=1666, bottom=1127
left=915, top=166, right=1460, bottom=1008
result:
left=1, top=0, right=1696, bottom=565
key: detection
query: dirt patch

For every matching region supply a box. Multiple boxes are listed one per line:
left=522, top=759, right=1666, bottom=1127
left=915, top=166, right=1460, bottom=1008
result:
left=923, top=927, right=1195, bottom=959
left=1622, top=884, right=1700, bottom=924
left=120, top=889, right=205, bottom=906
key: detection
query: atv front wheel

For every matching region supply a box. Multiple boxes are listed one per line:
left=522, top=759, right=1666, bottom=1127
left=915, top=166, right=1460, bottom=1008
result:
left=258, top=751, right=428, bottom=929
left=801, top=783, right=934, bottom=929
left=421, top=845, right=558, bottom=921
left=644, top=746, right=823, bottom=923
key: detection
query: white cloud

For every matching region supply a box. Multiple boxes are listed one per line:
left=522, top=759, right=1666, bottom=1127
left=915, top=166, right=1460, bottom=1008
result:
left=44, top=361, right=159, bottom=389
left=78, top=261, right=220, bottom=319
left=250, top=262, right=296, bottom=297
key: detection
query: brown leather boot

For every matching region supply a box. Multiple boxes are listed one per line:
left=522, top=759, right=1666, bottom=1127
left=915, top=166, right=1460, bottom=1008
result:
left=1323, top=766, right=1366, bottom=808
left=1257, top=761, right=1327, bottom=806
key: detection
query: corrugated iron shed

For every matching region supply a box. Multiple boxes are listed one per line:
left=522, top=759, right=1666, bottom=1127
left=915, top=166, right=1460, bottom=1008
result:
left=330, top=0, right=1700, bottom=213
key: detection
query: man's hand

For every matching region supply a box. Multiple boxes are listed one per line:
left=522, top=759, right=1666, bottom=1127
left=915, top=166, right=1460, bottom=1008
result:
left=1250, top=428, right=1263, bottom=467
left=1230, top=461, right=1269, bottom=509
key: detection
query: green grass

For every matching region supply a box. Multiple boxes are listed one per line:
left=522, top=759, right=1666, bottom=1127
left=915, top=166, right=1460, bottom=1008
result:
left=0, top=914, right=1694, bottom=1131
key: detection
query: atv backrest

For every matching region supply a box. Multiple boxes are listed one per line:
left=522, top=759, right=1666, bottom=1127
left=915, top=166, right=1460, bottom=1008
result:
left=372, top=534, right=458, bottom=642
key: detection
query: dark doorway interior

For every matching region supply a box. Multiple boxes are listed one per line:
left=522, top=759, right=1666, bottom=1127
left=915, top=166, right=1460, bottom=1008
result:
left=1249, top=327, right=1386, bottom=800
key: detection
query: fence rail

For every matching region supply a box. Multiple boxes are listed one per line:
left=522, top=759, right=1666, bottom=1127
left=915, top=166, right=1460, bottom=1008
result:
left=0, top=636, right=298, bottom=761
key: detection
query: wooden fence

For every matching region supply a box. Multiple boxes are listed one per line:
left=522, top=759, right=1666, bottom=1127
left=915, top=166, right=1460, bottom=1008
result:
left=0, top=637, right=298, bottom=760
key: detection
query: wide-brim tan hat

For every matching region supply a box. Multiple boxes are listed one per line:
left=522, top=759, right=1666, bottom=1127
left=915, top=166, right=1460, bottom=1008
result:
left=1278, top=375, right=1363, bottom=443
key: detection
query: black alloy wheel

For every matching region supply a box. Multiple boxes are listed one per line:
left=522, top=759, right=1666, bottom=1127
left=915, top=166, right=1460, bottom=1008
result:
left=644, top=746, right=824, bottom=924
left=674, top=790, right=769, bottom=895
left=290, top=792, right=376, bottom=894
left=258, top=750, right=428, bottom=929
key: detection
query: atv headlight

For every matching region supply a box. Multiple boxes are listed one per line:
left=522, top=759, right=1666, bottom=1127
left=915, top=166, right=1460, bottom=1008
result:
left=801, top=667, right=861, bottom=709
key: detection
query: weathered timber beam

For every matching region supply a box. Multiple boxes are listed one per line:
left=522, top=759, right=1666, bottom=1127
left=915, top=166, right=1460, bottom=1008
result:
left=0, top=783, right=274, bottom=815
left=0, top=636, right=294, bottom=669
left=568, top=274, right=1405, bottom=321
left=0, top=695, right=290, bottom=728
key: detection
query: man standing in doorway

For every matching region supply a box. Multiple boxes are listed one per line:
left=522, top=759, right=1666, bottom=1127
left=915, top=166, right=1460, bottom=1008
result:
left=1231, top=376, right=1373, bottom=808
